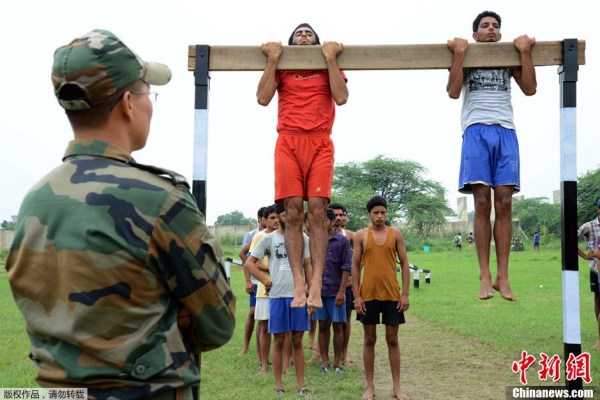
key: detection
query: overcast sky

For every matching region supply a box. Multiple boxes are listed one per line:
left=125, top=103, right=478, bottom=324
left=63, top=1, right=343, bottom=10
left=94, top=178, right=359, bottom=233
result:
left=0, top=0, right=597, bottom=225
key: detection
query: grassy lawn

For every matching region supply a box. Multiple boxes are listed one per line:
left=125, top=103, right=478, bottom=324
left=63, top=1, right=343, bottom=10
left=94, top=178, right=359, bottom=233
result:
left=1, top=244, right=598, bottom=398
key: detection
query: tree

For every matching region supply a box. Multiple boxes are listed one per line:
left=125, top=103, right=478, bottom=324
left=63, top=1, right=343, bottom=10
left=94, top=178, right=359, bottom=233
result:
left=332, top=155, right=454, bottom=236
left=577, top=167, right=600, bottom=226
left=512, top=197, right=560, bottom=238
left=1, top=220, right=15, bottom=230
left=214, top=211, right=255, bottom=226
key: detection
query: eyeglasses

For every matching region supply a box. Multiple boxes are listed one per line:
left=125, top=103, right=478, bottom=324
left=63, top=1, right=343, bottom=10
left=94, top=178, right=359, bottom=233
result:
left=131, top=91, right=158, bottom=104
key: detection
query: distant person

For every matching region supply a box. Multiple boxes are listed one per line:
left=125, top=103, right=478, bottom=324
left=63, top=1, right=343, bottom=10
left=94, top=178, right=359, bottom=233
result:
left=256, top=23, right=349, bottom=311
left=577, top=198, right=600, bottom=350
left=447, top=10, right=537, bottom=301
left=313, top=208, right=352, bottom=374
left=245, top=204, right=312, bottom=396
left=239, top=206, right=267, bottom=357
left=467, top=232, right=475, bottom=245
left=352, top=196, right=410, bottom=400
left=5, top=29, right=236, bottom=399
left=454, top=232, right=463, bottom=251
left=533, top=232, right=540, bottom=250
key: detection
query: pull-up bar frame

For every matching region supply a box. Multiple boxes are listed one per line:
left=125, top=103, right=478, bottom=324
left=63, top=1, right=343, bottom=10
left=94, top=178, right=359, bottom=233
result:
left=190, top=40, right=586, bottom=396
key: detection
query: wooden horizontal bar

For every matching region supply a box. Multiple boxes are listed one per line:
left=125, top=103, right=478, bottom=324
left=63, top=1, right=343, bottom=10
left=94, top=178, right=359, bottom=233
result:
left=187, top=40, right=585, bottom=71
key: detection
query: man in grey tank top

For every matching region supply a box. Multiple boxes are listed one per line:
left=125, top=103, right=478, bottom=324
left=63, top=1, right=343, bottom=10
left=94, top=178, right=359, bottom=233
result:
left=446, top=11, right=537, bottom=301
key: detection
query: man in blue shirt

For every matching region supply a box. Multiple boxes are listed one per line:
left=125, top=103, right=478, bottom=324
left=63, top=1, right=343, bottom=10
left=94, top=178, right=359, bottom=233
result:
left=312, top=208, right=352, bottom=374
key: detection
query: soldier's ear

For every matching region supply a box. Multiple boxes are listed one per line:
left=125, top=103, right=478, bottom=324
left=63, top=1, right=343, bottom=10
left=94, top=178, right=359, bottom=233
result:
left=116, top=91, right=136, bottom=121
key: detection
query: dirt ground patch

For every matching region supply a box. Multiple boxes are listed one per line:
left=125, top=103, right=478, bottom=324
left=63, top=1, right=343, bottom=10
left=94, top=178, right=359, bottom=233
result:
left=345, top=314, right=515, bottom=400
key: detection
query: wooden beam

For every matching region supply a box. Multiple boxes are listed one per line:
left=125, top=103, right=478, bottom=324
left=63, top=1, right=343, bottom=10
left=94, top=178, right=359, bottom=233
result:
left=187, top=40, right=585, bottom=72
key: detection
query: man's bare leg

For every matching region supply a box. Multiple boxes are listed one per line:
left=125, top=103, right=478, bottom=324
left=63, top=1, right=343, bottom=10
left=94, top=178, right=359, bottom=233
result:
left=291, top=331, right=306, bottom=391
left=238, top=306, right=256, bottom=355
left=283, top=332, right=292, bottom=373
left=342, top=319, right=352, bottom=364
left=362, top=324, right=377, bottom=400
left=332, top=322, right=344, bottom=367
left=307, top=196, right=328, bottom=309
left=342, top=300, right=353, bottom=364
left=318, top=320, right=331, bottom=369
left=273, top=333, right=285, bottom=390
left=308, top=319, right=317, bottom=350
left=259, top=320, right=271, bottom=373
left=285, top=196, right=308, bottom=307
left=472, top=185, right=494, bottom=300
left=386, top=325, right=409, bottom=399
left=491, top=185, right=517, bottom=301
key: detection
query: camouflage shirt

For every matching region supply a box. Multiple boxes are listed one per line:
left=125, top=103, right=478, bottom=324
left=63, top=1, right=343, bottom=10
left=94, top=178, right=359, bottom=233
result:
left=6, top=139, right=236, bottom=400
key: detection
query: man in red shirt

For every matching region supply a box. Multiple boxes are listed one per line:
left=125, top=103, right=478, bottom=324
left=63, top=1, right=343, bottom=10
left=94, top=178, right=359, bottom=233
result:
left=256, top=23, right=348, bottom=310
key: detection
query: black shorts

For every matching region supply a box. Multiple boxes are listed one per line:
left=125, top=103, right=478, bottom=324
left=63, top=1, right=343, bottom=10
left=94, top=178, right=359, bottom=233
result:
left=345, top=286, right=354, bottom=317
left=357, top=300, right=405, bottom=325
left=591, top=271, right=599, bottom=294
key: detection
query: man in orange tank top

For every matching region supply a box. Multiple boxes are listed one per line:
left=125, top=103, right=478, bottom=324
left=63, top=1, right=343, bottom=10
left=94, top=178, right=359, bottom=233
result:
left=352, top=196, right=410, bottom=400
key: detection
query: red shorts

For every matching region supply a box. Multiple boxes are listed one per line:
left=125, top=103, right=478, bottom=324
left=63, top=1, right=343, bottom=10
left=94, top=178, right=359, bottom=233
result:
left=274, top=132, right=334, bottom=203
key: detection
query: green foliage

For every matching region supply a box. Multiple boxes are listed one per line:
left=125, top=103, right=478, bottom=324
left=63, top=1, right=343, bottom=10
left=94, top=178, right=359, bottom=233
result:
left=214, top=210, right=255, bottom=226
left=512, top=197, right=560, bottom=237
left=577, top=167, right=600, bottom=226
left=332, top=155, right=453, bottom=236
left=1, top=220, right=15, bottom=230
left=405, top=195, right=453, bottom=238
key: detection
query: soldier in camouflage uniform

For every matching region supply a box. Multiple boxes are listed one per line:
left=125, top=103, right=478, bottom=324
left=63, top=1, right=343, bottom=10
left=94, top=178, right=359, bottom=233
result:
left=5, top=29, right=236, bottom=400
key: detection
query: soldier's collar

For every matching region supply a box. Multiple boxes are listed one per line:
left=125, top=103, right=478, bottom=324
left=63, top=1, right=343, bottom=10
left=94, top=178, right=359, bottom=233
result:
left=63, top=139, right=132, bottom=163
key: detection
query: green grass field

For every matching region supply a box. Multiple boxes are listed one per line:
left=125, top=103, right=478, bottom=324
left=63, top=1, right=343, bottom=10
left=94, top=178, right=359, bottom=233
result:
left=1, top=244, right=598, bottom=398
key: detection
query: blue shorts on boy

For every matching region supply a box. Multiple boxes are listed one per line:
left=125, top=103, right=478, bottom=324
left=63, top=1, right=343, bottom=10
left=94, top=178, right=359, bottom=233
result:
left=312, top=296, right=347, bottom=323
left=268, top=298, right=310, bottom=334
left=458, top=123, right=520, bottom=194
left=249, top=283, right=258, bottom=307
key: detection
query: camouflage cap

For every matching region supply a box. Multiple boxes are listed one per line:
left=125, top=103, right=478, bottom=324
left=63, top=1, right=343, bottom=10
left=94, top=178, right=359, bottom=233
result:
left=52, top=29, right=172, bottom=110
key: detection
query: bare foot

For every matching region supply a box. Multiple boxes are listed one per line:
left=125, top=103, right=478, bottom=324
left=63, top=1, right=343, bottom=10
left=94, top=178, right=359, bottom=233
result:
left=237, top=347, right=248, bottom=356
left=307, top=285, right=323, bottom=309
left=309, top=352, right=321, bottom=362
left=594, top=338, right=600, bottom=350
left=291, top=288, right=307, bottom=308
left=493, top=279, right=518, bottom=301
left=362, top=387, right=375, bottom=400
left=308, top=343, right=317, bottom=350
left=393, top=389, right=410, bottom=400
left=479, top=279, right=494, bottom=300
left=342, top=356, right=353, bottom=365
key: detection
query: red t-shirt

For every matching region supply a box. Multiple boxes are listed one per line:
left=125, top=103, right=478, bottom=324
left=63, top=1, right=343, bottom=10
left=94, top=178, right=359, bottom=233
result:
left=275, top=69, right=347, bottom=134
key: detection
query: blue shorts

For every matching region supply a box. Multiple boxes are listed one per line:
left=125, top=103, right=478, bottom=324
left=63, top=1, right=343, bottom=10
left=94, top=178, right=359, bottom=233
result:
left=268, top=298, right=310, bottom=334
left=458, top=124, right=520, bottom=194
left=249, top=284, right=258, bottom=308
left=312, top=296, right=347, bottom=323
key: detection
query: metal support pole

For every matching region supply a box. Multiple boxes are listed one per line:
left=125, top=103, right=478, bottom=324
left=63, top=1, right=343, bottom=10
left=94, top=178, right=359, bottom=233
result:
left=558, top=38, right=582, bottom=394
left=193, top=45, right=210, bottom=216
left=192, top=44, right=210, bottom=400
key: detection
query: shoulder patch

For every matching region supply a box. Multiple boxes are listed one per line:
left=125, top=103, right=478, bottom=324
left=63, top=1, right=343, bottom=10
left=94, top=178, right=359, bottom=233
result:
left=129, top=160, right=190, bottom=189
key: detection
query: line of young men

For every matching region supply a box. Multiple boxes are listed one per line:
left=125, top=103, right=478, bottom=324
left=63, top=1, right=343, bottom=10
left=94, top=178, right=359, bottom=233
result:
left=240, top=198, right=411, bottom=400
